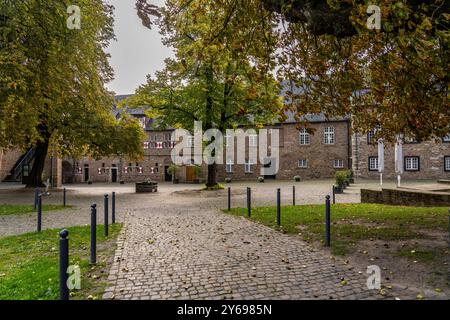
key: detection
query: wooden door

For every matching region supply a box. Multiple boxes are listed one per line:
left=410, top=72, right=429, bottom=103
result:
left=186, top=166, right=195, bottom=183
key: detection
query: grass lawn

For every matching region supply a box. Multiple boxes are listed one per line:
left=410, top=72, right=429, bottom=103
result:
left=0, top=224, right=122, bottom=300
left=226, top=203, right=449, bottom=256
left=0, top=204, right=70, bottom=217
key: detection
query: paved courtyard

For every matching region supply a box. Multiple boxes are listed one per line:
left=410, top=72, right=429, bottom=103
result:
left=0, top=179, right=440, bottom=299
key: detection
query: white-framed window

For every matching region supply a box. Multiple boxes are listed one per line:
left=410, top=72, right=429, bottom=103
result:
left=367, top=130, right=375, bottom=144
left=150, top=135, right=157, bottom=142
left=405, top=156, right=420, bottom=171
left=333, top=159, right=344, bottom=169
left=249, top=134, right=258, bottom=147
left=245, top=160, right=254, bottom=173
left=443, top=134, right=450, bottom=143
left=164, top=133, right=172, bottom=141
left=324, top=127, right=335, bottom=145
left=299, top=129, right=310, bottom=145
left=445, top=156, right=450, bottom=172
left=156, top=142, right=163, bottom=149
left=298, top=159, right=307, bottom=168
left=143, top=142, right=149, bottom=150
left=226, top=159, right=234, bottom=173
left=369, top=156, right=379, bottom=171
left=224, top=134, right=232, bottom=147
left=187, top=136, right=194, bottom=148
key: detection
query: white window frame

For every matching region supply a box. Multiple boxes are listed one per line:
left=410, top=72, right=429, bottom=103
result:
left=143, top=142, right=149, bottom=150
left=445, top=156, right=450, bottom=172
left=187, top=136, right=195, bottom=148
left=333, top=159, right=344, bottom=169
left=443, top=134, right=450, bottom=143
left=369, top=156, right=379, bottom=171
left=245, top=160, right=254, bottom=173
left=249, top=134, right=258, bottom=147
left=299, top=129, right=310, bottom=145
left=367, top=130, right=375, bottom=144
left=405, top=156, right=420, bottom=171
left=226, top=159, right=234, bottom=173
left=224, top=135, right=232, bottom=147
left=324, top=127, right=335, bottom=145
left=298, top=159, right=307, bottom=168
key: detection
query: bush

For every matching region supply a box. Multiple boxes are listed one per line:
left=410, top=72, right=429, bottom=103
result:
left=293, top=176, right=301, bottom=182
left=225, top=177, right=232, bottom=183
left=258, top=176, right=265, bottom=183
left=335, top=171, right=347, bottom=187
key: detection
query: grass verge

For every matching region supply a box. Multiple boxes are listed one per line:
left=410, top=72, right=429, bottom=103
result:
left=0, top=224, right=122, bottom=300
left=0, top=204, right=70, bottom=217
left=225, top=203, right=448, bottom=257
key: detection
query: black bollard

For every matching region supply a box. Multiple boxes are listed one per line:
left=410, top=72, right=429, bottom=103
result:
left=63, top=188, right=67, bottom=207
left=325, top=195, right=331, bottom=247
left=227, top=187, right=231, bottom=212
left=292, top=186, right=296, bottom=206
left=104, top=194, right=109, bottom=237
left=247, top=187, right=251, bottom=217
left=112, top=192, right=116, bottom=224
left=59, top=229, right=69, bottom=300
left=34, top=188, right=39, bottom=209
left=37, top=194, right=42, bottom=232
left=332, top=186, right=336, bottom=205
left=90, top=204, right=97, bottom=265
left=277, top=188, right=281, bottom=226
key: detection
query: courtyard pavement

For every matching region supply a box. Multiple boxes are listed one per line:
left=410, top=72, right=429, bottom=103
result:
left=0, top=179, right=440, bottom=300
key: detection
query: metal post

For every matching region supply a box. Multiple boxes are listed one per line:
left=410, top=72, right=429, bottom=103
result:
left=332, top=186, right=336, bottom=204
left=104, top=194, right=109, bottom=237
left=325, top=195, right=331, bottom=247
left=227, top=187, right=231, bottom=212
left=292, top=186, right=296, bottom=206
left=112, top=192, right=116, bottom=224
left=34, top=188, right=39, bottom=209
left=277, top=188, right=281, bottom=226
left=63, top=188, right=67, bottom=207
left=37, top=194, right=42, bottom=232
left=90, top=204, right=97, bottom=265
left=247, top=187, right=251, bottom=217
left=59, top=229, right=69, bottom=300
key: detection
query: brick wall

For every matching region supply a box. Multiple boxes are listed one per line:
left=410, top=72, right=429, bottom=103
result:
left=0, top=148, right=23, bottom=181
left=353, top=133, right=450, bottom=180
left=361, top=188, right=450, bottom=207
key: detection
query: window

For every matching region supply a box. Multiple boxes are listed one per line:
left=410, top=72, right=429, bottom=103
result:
left=245, top=160, right=254, bottom=173
left=226, top=159, right=234, bottom=173
left=298, top=159, right=307, bottom=168
left=324, top=127, right=335, bottom=145
left=156, top=142, right=163, bottom=149
left=150, top=135, right=157, bottom=142
left=224, top=135, right=232, bottom=147
left=144, top=142, right=149, bottom=149
left=187, top=136, right=194, bottom=148
left=155, top=163, right=159, bottom=173
left=299, top=129, right=310, bottom=145
left=333, top=159, right=344, bottom=169
left=367, top=130, right=375, bottom=144
left=249, top=134, right=258, bottom=147
left=444, top=157, right=450, bottom=172
left=368, top=156, right=379, bottom=171
left=164, top=133, right=172, bottom=141
left=405, top=156, right=420, bottom=171
left=443, top=134, right=450, bottom=143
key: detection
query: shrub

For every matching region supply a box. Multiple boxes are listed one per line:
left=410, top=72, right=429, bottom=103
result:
left=335, top=171, right=347, bottom=187
left=225, top=177, right=232, bottom=183
left=294, top=176, right=301, bottom=182
left=258, top=176, right=265, bottom=183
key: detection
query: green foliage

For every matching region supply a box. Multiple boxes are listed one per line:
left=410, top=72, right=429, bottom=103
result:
left=0, top=0, right=145, bottom=185
left=0, top=224, right=122, bottom=300
left=0, top=204, right=70, bottom=217
left=167, top=164, right=180, bottom=176
left=335, top=170, right=348, bottom=187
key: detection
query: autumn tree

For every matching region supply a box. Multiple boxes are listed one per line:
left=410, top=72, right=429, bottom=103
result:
left=136, top=0, right=449, bottom=142
left=129, top=0, right=282, bottom=187
left=0, top=0, right=145, bottom=187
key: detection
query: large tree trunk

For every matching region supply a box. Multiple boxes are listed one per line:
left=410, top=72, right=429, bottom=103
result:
left=206, top=163, right=217, bottom=188
left=204, top=63, right=218, bottom=188
left=26, top=139, right=49, bottom=188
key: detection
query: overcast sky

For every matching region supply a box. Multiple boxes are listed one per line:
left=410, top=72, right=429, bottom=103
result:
left=106, top=0, right=173, bottom=95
